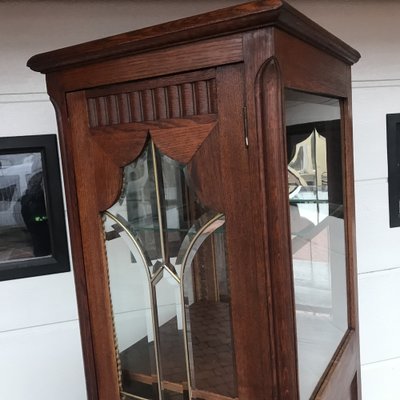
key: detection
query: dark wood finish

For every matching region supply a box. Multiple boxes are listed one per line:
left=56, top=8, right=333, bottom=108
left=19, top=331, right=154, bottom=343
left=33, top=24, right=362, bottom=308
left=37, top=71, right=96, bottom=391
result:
left=27, top=0, right=359, bottom=73
left=315, top=331, right=359, bottom=400
left=85, top=71, right=217, bottom=126
left=215, top=64, right=273, bottom=399
left=150, top=122, right=217, bottom=165
left=275, top=29, right=349, bottom=98
left=342, top=84, right=362, bottom=399
left=91, top=118, right=217, bottom=169
left=256, top=55, right=299, bottom=399
left=67, top=91, right=121, bottom=399
left=45, top=36, right=243, bottom=93
left=29, top=2, right=360, bottom=400
left=47, top=83, right=99, bottom=400
left=242, top=28, right=277, bottom=399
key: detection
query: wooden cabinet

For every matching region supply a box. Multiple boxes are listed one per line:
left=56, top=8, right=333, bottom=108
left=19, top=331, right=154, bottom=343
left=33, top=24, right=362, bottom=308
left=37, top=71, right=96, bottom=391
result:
left=28, top=1, right=361, bottom=399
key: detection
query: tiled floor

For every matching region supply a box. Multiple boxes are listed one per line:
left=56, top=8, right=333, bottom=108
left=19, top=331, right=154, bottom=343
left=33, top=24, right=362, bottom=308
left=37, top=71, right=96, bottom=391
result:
left=120, top=300, right=236, bottom=400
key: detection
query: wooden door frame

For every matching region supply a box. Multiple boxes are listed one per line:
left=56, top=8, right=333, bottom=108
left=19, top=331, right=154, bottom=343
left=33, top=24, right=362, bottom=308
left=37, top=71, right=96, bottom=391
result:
left=59, top=62, right=280, bottom=400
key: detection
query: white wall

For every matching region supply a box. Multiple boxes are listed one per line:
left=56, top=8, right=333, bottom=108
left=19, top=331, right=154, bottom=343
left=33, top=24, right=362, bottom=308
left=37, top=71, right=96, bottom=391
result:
left=1, top=1, right=398, bottom=399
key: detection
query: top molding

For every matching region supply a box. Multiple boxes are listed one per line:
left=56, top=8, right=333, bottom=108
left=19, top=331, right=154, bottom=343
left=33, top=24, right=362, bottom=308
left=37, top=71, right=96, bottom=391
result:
left=27, top=0, right=360, bottom=74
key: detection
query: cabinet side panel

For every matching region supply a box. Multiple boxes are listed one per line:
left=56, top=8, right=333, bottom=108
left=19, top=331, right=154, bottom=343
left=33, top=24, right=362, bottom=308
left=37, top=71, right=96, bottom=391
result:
left=274, top=29, right=348, bottom=98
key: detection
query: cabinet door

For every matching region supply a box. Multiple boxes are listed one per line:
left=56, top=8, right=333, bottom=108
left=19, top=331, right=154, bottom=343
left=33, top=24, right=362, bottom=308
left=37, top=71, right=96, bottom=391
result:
left=65, top=65, right=271, bottom=400
left=285, top=89, right=359, bottom=400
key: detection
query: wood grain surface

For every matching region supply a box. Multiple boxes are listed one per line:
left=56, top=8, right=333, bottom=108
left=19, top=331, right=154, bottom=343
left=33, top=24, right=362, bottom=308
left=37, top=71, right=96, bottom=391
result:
left=32, top=2, right=360, bottom=399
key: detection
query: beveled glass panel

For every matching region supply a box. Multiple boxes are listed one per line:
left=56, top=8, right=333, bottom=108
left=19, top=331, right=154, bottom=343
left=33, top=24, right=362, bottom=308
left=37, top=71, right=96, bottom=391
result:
left=103, top=139, right=237, bottom=400
left=182, top=228, right=237, bottom=400
left=108, top=143, right=162, bottom=263
left=154, top=270, right=187, bottom=400
left=160, top=154, right=188, bottom=261
left=285, top=89, right=348, bottom=399
left=103, top=213, right=158, bottom=399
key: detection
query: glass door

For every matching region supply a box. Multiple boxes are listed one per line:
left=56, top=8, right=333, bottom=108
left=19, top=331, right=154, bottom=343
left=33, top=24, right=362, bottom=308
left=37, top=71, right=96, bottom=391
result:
left=285, top=89, right=348, bottom=399
left=66, top=64, right=278, bottom=400
left=103, top=140, right=237, bottom=400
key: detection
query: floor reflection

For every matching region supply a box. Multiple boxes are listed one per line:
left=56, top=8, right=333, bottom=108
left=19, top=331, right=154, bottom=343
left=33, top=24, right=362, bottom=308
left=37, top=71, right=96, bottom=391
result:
left=0, top=226, right=34, bottom=262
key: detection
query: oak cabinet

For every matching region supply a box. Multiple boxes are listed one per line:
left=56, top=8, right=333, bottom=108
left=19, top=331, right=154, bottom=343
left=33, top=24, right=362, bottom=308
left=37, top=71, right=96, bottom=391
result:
left=28, top=1, right=360, bottom=399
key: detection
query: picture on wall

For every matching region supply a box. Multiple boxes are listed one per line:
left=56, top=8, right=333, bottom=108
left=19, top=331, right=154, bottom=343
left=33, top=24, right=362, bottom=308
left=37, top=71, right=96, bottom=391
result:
left=0, top=134, right=70, bottom=280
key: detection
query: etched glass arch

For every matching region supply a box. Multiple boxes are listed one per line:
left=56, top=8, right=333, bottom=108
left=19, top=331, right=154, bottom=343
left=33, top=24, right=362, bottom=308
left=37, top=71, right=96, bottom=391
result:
left=103, top=140, right=237, bottom=400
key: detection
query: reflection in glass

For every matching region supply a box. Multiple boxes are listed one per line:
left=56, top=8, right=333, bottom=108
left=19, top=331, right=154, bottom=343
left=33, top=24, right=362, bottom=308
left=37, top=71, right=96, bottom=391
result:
left=155, top=271, right=186, bottom=400
left=103, top=140, right=237, bottom=400
left=0, top=152, right=51, bottom=262
left=104, top=213, right=158, bottom=399
left=183, top=231, right=236, bottom=399
left=286, top=90, right=348, bottom=398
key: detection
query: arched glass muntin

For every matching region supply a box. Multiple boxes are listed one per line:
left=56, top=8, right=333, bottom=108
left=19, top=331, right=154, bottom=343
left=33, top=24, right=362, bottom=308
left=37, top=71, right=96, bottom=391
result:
left=102, top=139, right=235, bottom=400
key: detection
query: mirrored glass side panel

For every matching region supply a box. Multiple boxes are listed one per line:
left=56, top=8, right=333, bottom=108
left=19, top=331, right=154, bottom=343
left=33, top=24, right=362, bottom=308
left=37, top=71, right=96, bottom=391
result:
left=285, top=89, right=348, bottom=399
left=103, top=139, right=237, bottom=400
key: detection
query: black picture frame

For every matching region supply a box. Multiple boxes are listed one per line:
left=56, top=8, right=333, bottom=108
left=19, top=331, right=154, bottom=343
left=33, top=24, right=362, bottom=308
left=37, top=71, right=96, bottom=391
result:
left=387, top=114, right=400, bottom=228
left=0, top=134, right=70, bottom=280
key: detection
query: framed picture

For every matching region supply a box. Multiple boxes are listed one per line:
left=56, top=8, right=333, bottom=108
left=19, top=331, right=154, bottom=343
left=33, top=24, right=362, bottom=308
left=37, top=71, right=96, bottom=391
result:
left=387, top=113, right=400, bottom=228
left=0, top=134, right=70, bottom=280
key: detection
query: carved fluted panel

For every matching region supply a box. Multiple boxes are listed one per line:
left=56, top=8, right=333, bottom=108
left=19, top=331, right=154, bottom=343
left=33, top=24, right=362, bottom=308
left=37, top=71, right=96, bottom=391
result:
left=87, top=78, right=217, bottom=128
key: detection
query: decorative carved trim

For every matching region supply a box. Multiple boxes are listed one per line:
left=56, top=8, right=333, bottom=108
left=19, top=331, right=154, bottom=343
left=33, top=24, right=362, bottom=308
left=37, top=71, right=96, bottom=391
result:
left=27, top=1, right=360, bottom=73
left=87, top=78, right=217, bottom=128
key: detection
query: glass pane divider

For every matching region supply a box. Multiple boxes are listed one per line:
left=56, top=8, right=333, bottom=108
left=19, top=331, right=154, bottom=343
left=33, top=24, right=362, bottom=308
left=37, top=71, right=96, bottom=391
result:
left=178, top=213, right=225, bottom=281
left=164, top=263, right=181, bottom=284
left=103, top=210, right=164, bottom=400
left=151, top=140, right=169, bottom=264
left=180, top=276, right=193, bottom=400
left=103, top=211, right=152, bottom=270
left=149, top=280, right=165, bottom=400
